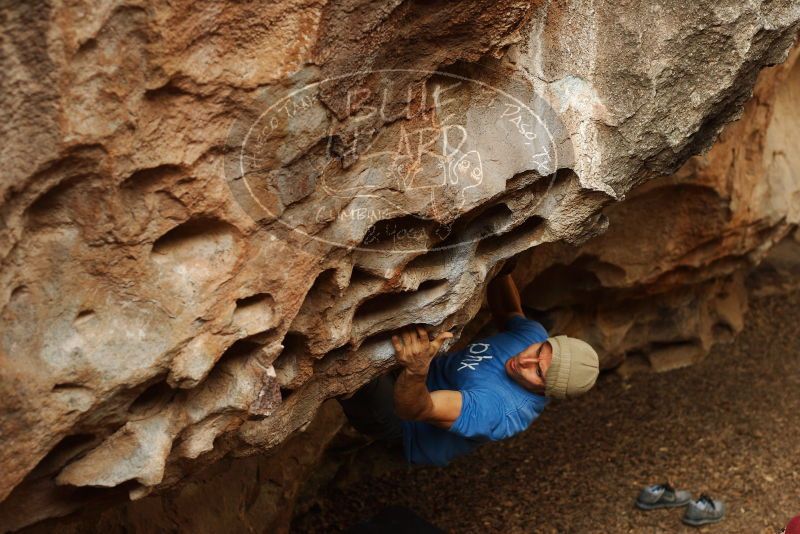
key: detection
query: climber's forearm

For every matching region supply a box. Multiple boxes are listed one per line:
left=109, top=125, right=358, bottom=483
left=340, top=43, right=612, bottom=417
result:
left=394, top=368, right=435, bottom=421
left=394, top=368, right=462, bottom=429
left=487, top=273, right=524, bottom=330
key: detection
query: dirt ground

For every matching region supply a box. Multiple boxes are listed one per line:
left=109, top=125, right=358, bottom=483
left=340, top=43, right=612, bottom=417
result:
left=293, top=290, right=800, bottom=533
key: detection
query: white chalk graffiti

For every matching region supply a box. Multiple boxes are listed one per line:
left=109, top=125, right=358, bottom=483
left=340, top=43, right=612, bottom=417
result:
left=230, top=68, right=565, bottom=252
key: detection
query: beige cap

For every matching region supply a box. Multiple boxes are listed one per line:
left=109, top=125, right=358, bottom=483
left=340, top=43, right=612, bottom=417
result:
left=544, top=335, right=599, bottom=399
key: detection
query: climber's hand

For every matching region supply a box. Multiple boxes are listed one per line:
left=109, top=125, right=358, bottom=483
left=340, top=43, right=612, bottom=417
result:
left=497, top=256, right=518, bottom=277
left=391, top=325, right=453, bottom=377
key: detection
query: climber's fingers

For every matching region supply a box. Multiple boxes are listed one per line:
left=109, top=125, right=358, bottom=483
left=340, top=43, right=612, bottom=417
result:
left=416, top=325, right=430, bottom=352
left=430, top=331, right=454, bottom=354
left=407, top=326, right=422, bottom=356
left=393, top=327, right=452, bottom=370
left=401, top=328, right=413, bottom=354
left=391, top=334, right=403, bottom=355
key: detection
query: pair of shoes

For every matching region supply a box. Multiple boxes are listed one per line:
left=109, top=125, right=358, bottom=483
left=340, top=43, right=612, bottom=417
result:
left=636, top=484, right=725, bottom=527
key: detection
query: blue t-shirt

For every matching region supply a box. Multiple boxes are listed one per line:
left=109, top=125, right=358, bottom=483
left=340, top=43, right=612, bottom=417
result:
left=402, top=315, right=550, bottom=466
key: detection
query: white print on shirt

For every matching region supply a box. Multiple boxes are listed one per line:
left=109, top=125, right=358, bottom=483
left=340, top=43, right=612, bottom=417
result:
left=457, top=342, right=493, bottom=371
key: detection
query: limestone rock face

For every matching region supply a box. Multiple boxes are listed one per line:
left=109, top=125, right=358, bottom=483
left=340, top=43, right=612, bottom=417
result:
left=0, top=0, right=798, bottom=530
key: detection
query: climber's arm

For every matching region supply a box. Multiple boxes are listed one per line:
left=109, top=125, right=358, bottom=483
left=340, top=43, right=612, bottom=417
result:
left=487, top=259, right=524, bottom=331
left=394, top=372, right=462, bottom=428
left=392, top=326, right=461, bottom=429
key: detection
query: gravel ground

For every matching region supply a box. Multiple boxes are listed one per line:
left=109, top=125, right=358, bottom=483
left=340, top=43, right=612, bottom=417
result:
left=293, top=290, right=800, bottom=533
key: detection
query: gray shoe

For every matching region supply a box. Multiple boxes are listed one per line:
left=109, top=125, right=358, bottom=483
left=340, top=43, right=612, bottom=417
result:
left=635, top=483, right=692, bottom=510
left=682, top=494, right=725, bottom=526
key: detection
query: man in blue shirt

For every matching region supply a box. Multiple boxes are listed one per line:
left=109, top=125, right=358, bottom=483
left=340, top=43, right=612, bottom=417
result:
left=339, top=269, right=600, bottom=466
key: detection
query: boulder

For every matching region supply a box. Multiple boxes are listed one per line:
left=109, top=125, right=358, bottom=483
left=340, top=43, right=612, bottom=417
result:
left=0, top=0, right=798, bottom=530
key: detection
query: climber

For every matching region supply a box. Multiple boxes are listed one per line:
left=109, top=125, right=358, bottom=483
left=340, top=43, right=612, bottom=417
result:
left=338, top=261, right=601, bottom=466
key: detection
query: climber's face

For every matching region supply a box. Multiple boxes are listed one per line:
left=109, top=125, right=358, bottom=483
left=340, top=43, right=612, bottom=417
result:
left=505, top=341, right=552, bottom=394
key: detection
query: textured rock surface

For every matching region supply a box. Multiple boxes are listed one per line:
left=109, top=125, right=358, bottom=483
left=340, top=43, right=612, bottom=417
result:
left=509, top=41, right=800, bottom=374
left=0, top=0, right=798, bottom=531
